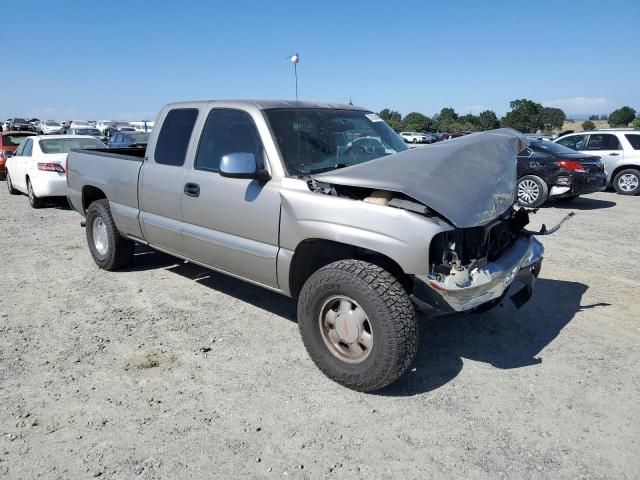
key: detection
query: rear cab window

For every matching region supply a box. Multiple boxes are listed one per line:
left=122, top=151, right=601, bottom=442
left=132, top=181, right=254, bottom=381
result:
left=154, top=108, right=198, bottom=166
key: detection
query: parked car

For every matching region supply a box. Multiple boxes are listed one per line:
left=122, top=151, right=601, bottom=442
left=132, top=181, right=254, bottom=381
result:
left=2, top=119, right=12, bottom=132
left=554, top=130, right=640, bottom=195
left=399, top=131, right=429, bottom=143
left=95, top=120, right=113, bottom=135
left=107, top=131, right=150, bottom=148
left=66, top=100, right=545, bottom=392
left=516, top=140, right=607, bottom=207
left=130, top=121, right=155, bottom=133
left=8, top=118, right=36, bottom=132
left=0, top=132, right=36, bottom=179
left=37, top=120, right=64, bottom=135
left=5, top=135, right=106, bottom=208
left=69, top=120, right=91, bottom=130
left=105, top=122, right=135, bottom=137
left=67, top=127, right=107, bottom=143
left=438, top=131, right=468, bottom=141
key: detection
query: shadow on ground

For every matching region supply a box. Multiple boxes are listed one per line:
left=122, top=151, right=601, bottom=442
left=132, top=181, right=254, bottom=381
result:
left=550, top=196, right=616, bottom=210
left=125, top=248, right=606, bottom=396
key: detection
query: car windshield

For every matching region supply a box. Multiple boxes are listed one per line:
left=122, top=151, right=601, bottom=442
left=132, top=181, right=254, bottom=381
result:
left=2, top=134, right=34, bottom=146
left=75, top=128, right=102, bottom=136
left=73, top=121, right=90, bottom=126
left=45, top=121, right=60, bottom=126
left=128, top=133, right=150, bottom=142
left=264, top=109, right=408, bottom=175
left=39, top=138, right=105, bottom=153
left=530, top=140, right=581, bottom=156
left=14, top=118, right=28, bottom=123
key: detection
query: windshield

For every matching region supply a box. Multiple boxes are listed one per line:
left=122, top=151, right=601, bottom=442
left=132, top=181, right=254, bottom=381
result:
left=45, top=121, right=60, bottom=126
left=530, top=140, right=582, bottom=156
left=39, top=138, right=105, bottom=153
left=14, top=118, right=28, bottom=124
left=2, top=134, right=34, bottom=146
left=75, top=128, right=102, bottom=136
left=128, top=132, right=150, bottom=142
left=73, top=121, right=90, bottom=126
left=264, top=109, right=407, bottom=175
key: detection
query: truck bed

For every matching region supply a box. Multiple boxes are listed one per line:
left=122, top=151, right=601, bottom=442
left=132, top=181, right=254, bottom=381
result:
left=67, top=147, right=146, bottom=239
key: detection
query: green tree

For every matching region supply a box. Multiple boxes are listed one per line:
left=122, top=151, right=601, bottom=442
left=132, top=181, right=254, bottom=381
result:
left=541, top=107, right=566, bottom=131
left=588, top=114, right=599, bottom=121
left=401, top=112, right=432, bottom=132
left=581, top=120, right=596, bottom=131
left=600, top=114, right=608, bottom=121
left=631, top=117, right=640, bottom=128
left=435, top=107, right=458, bottom=131
left=478, top=110, right=500, bottom=130
left=608, top=106, right=636, bottom=127
left=501, top=99, right=544, bottom=133
left=378, top=108, right=402, bottom=131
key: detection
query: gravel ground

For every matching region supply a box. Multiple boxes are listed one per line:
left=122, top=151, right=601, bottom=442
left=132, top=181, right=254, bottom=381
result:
left=0, top=186, right=638, bottom=479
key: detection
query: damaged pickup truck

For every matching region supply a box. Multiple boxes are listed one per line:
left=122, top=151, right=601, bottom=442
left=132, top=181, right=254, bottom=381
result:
left=67, top=100, right=545, bottom=392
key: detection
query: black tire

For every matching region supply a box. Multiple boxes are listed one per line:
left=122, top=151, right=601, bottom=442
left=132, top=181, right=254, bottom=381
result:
left=27, top=178, right=44, bottom=208
left=612, top=169, right=640, bottom=196
left=516, top=175, right=549, bottom=208
left=6, top=171, right=19, bottom=194
left=85, top=199, right=134, bottom=270
left=297, top=259, right=418, bottom=392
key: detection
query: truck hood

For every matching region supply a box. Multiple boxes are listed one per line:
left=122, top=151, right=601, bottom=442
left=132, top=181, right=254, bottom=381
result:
left=312, top=128, right=528, bottom=228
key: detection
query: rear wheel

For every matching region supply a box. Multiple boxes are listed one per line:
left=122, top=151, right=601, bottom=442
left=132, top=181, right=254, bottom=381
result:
left=517, top=175, right=549, bottom=208
left=613, top=169, right=640, bottom=195
left=6, top=171, right=19, bottom=194
left=297, top=260, right=418, bottom=392
left=27, top=178, right=44, bottom=208
left=85, top=199, right=134, bottom=270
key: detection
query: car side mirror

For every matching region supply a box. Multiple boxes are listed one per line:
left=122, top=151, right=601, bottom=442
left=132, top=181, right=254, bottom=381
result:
left=219, top=153, right=270, bottom=180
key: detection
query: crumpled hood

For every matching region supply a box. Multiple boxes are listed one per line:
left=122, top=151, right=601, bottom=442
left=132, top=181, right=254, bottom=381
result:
left=313, top=128, right=528, bottom=228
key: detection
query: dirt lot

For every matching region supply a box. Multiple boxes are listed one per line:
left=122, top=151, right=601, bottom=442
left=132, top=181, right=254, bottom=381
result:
left=0, top=186, right=638, bottom=479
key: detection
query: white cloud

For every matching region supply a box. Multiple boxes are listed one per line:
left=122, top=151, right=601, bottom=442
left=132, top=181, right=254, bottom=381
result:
left=542, top=97, right=614, bottom=115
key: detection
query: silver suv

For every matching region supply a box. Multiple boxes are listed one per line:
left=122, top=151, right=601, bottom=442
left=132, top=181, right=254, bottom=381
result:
left=555, top=129, right=640, bottom=195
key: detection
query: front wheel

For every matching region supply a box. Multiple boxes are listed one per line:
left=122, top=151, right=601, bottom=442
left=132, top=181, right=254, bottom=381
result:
left=85, top=199, right=134, bottom=270
left=517, top=175, right=549, bottom=208
left=613, top=169, right=640, bottom=195
left=297, top=260, right=418, bottom=392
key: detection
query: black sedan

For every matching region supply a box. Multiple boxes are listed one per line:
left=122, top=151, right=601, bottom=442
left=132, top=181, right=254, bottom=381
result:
left=516, top=139, right=607, bottom=207
left=107, top=132, right=150, bottom=149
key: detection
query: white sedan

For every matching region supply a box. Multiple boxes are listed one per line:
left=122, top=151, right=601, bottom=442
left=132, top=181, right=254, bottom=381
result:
left=5, top=135, right=106, bottom=208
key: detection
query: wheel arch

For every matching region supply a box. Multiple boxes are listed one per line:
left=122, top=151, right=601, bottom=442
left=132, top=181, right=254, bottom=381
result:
left=610, top=164, right=640, bottom=184
left=287, top=238, right=411, bottom=298
left=82, top=185, right=107, bottom=213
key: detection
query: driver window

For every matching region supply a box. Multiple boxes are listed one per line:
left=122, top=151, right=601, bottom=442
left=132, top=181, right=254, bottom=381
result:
left=557, top=135, right=585, bottom=151
left=195, top=109, right=265, bottom=173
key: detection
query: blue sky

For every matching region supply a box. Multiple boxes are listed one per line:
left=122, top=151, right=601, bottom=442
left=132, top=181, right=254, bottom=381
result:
left=2, top=0, right=638, bottom=120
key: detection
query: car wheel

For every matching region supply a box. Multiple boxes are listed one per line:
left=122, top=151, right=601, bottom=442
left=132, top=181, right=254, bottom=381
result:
left=6, top=171, right=19, bottom=194
left=85, top=199, right=135, bottom=271
left=412, top=138, right=418, bottom=144
left=517, top=175, right=549, bottom=208
left=613, top=169, right=640, bottom=196
left=297, top=259, right=418, bottom=392
left=27, top=178, right=44, bottom=208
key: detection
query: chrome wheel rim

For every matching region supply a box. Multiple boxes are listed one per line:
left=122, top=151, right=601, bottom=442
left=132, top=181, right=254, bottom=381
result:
left=92, top=217, right=108, bottom=256
left=318, top=295, right=373, bottom=363
left=27, top=181, right=35, bottom=204
left=518, top=179, right=540, bottom=205
left=618, top=173, right=639, bottom=192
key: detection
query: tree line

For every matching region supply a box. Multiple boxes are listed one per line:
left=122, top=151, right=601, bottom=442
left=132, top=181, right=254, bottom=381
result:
left=378, top=99, right=639, bottom=134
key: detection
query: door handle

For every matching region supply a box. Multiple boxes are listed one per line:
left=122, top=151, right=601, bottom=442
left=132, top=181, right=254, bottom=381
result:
left=610, top=153, right=620, bottom=156
left=183, top=182, right=200, bottom=197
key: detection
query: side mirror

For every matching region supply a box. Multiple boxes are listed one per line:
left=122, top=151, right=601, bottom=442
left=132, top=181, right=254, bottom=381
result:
left=220, top=153, right=270, bottom=180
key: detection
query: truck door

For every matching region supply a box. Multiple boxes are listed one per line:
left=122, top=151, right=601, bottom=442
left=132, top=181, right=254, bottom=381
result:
left=139, top=107, right=200, bottom=254
left=180, top=107, right=281, bottom=288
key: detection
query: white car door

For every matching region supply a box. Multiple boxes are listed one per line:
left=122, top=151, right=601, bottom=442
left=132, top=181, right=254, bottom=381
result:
left=581, top=133, right=624, bottom=178
left=8, top=139, right=29, bottom=193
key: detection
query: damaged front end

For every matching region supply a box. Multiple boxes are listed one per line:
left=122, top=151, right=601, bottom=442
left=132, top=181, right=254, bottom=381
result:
left=413, top=208, right=544, bottom=313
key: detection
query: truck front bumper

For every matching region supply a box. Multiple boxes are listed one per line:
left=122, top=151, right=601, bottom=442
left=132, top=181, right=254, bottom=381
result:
left=412, top=234, right=544, bottom=313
